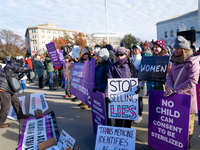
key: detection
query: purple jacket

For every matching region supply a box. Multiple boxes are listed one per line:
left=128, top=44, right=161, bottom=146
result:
left=104, top=61, right=138, bottom=97
left=166, top=56, right=200, bottom=113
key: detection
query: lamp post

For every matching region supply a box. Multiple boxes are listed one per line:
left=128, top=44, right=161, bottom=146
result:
left=104, top=0, right=109, bottom=44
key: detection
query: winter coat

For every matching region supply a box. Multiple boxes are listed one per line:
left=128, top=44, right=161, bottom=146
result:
left=166, top=55, right=200, bottom=113
left=34, top=60, right=44, bottom=77
left=108, top=50, right=116, bottom=63
left=130, top=54, right=147, bottom=97
left=45, top=54, right=54, bottom=73
left=95, top=60, right=111, bottom=93
left=0, top=62, right=30, bottom=94
left=26, top=58, right=33, bottom=70
left=104, top=60, right=138, bottom=97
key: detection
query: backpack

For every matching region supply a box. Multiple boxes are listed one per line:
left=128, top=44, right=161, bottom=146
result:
left=4, top=67, right=21, bottom=92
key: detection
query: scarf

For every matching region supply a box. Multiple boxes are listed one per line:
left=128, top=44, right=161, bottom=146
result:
left=170, top=49, right=193, bottom=63
left=116, top=57, right=127, bottom=65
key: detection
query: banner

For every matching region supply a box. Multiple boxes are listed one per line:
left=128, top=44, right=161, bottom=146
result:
left=108, top=78, right=138, bottom=120
left=46, top=42, right=62, bottom=68
left=95, top=125, right=136, bottom=150
left=70, top=58, right=95, bottom=106
left=138, top=56, right=169, bottom=81
left=148, top=90, right=191, bottom=150
left=7, top=96, right=26, bottom=120
left=196, top=84, right=200, bottom=125
left=90, top=90, right=107, bottom=134
left=29, top=93, right=49, bottom=116
left=18, top=111, right=59, bottom=150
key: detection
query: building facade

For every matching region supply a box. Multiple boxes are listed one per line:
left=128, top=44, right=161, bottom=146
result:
left=156, top=0, right=200, bottom=48
left=86, top=33, right=121, bottom=49
left=25, top=23, right=76, bottom=55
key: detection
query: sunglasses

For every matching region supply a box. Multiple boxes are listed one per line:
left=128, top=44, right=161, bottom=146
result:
left=116, top=53, right=125, bottom=57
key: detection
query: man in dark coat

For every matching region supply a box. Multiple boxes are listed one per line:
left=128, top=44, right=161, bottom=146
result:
left=0, top=60, right=30, bottom=128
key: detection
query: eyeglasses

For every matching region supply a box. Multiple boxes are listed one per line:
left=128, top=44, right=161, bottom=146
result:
left=116, top=53, right=125, bottom=57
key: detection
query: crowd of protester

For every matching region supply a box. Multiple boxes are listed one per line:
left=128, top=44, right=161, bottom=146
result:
left=0, top=35, right=199, bottom=149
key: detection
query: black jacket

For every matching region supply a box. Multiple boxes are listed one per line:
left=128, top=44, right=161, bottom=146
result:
left=0, top=61, right=30, bottom=94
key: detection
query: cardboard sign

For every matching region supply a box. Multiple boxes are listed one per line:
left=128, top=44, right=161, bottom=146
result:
left=95, top=125, right=136, bottom=150
left=7, top=96, right=26, bottom=120
left=138, top=56, right=169, bottom=81
left=196, top=84, right=200, bottom=125
left=108, top=78, right=138, bottom=120
left=29, top=93, right=49, bottom=116
left=46, top=42, right=62, bottom=68
left=56, top=130, right=76, bottom=150
left=148, top=90, right=191, bottom=150
left=90, top=90, right=107, bottom=134
left=70, top=58, right=95, bottom=106
left=72, top=47, right=81, bottom=58
left=18, top=111, right=60, bottom=150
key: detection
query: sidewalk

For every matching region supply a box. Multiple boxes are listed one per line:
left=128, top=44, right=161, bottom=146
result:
left=0, top=80, right=199, bottom=150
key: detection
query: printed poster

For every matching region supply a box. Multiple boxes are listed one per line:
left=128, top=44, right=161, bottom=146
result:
left=70, top=58, right=95, bottom=106
left=90, top=90, right=107, bottom=134
left=17, top=111, right=59, bottom=150
left=46, top=42, right=62, bottom=68
left=29, top=93, right=49, bottom=116
left=148, top=90, right=191, bottom=150
left=7, top=96, right=26, bottom=120
left=108, top=78, right=139, bottom=120
left=196, top=84, right=200, bottom=125
left=95, top=125, right=136, bottom=150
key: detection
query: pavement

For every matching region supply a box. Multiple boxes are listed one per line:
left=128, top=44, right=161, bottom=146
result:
left=0, top=79, right=200, bottom=150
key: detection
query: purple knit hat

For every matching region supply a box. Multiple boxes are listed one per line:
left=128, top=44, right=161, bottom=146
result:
left=153, top=40, right=165, bottom=50
left=115, top=47, right=128, bottom=56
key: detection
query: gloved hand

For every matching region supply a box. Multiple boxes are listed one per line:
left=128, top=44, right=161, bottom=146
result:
left=164, top=87, right=174, bottom=97
left=105, top=97, right=111, bottom=103
left=93, top=87, right=97, bottom=93
left=135, top=85, right=141, bottom=94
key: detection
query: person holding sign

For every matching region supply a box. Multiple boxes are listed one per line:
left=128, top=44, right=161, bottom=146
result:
left=130, top=45, right=147, bottom=124
left=104, top=47, right=140, bottom=128
left=93, top=48, right=111, bottom=125
left=151, top=40, right=169, bottom=91
left=164, top=36, right=200, bottom=149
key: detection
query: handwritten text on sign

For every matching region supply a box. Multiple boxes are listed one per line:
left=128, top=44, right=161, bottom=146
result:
left=95, top=125, right=136, bottom=150
left=108, top=78, right=138, bottom=120
left=72, top=47, right=81, bottom=58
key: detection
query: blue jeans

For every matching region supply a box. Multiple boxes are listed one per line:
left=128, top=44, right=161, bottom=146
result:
left=48, top=72, right=53, bottom=88
left=19, top=80, right=26, bottom=91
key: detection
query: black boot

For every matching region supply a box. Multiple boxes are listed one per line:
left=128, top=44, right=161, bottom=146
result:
left=49, top=87, right=56, bottom=91
left=188, top=134, right=192, bottom=149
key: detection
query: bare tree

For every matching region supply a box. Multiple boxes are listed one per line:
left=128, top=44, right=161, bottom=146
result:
left=0, top=29, right=27, bottom=59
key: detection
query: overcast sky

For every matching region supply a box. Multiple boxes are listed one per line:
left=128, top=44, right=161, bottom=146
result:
left=0, top=0, right=198, bottom=41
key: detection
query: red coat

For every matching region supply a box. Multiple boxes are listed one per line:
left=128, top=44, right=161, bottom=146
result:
left=26, top=58, right=33, bottom=70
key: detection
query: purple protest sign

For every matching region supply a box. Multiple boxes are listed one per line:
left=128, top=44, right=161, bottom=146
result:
left=70, top=58, right=95, bottom=106
left=148, top=90, right=191, bottom=150
left=46, top=42, right=62, bottom=68
left=195, top=84, right=200, bottom=125
left=90, top=90, right=107, bottom=134
left=17, top=111, right=59, bottom=150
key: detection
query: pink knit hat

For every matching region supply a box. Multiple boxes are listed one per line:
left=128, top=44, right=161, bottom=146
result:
left=153, top=40, right=165, bottom=50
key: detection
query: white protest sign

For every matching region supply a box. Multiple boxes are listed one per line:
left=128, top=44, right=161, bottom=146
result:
left=22, top=118, right=47, bottom=150
left=7, top=96, right=26, bottom=120
left=57, top=130, right=76, bottom=150
left=29, top=93, right=49, bottom=116
left=108, top=78, right=138, bottom=120
left=46, top=146, right=60, bottom=150
left=72, top=47, right=81, bottom=58
left=95, top=125, right=136, bottom=150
